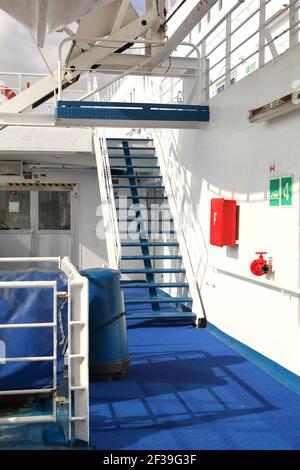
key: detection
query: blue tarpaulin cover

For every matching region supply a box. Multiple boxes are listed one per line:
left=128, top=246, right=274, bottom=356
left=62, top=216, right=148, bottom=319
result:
left=0, top=269, right=68, bottom=391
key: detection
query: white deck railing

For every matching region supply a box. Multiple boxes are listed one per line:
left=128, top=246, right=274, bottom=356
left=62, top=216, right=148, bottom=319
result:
left=0, top=256, right=89, bottom=445
left=194, top=0, right=300, bottom=99
left=0, top=71, right=90, bottom=113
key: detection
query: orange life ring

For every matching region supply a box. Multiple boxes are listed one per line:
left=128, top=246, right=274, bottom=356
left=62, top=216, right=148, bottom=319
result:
left=0, top=85, right=16, bottom=100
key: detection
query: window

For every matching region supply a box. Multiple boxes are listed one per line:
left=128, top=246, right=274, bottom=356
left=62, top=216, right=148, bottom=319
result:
left=38, top=191, right=71, bottom=230
left=0, top=191, right=30, bottom=230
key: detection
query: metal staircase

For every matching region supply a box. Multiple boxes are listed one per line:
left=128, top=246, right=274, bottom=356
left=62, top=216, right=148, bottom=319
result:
left=106, top=137, right=196, bottom=323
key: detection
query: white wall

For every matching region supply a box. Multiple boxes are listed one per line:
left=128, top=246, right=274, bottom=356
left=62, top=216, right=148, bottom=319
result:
left=108, top=43, right=300, bottom=375
left=0, top=127, right=92, bottom=154
left=173, top=43, right=300, bottom=375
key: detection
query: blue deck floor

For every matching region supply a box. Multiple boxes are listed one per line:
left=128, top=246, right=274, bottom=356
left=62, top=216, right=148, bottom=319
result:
left=90, top=322, right=300, bottom=450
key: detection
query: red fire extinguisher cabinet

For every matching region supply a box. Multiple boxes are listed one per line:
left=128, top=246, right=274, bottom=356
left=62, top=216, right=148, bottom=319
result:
left=210, top=198, right=237, bottom=247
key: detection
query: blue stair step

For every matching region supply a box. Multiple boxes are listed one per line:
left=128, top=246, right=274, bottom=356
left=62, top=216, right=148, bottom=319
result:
left=121, top=241, right=179, bottom=247
left=115, top=196, right=168, bottom=200
left=107, top=138, right=153, bottom=142
left=119, top=230, right=175, bottom=234
left=118, top=218, right=173, bottom=222
left=107, top=146, right=155, bottom=150
left=125, top=311, right=196, bottom=321
left=113, top=185, right=165, bottom=189
left=121, top=255, right=182, bottom=260
left=110, top=165, right=160, bottom=169
left=112, top=175, right=162, bottom=179
left=126, top=311, right=196, bottom=323
left=109, top=156, right=158, bottom=160
left=121, top=268, right=186, bottom=274
left=124, top=297, right=192, bottom=304
left=121, top=282, right=189, bottom=288
left=117, top=207, right=170, bottom=211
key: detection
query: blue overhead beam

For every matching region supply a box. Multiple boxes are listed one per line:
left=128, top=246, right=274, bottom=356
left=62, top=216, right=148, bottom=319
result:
left=55, top=100, right=210, bottom=129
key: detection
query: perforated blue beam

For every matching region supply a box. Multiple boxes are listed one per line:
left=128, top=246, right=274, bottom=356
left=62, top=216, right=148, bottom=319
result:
left=55, top=101, right=210, bottom=129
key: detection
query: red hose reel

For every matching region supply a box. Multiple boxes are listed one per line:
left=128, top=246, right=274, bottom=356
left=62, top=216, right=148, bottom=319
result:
left=250, top=252, right=271, bottom=276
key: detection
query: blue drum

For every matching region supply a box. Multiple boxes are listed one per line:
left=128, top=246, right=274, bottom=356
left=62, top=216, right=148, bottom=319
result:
left=80, top=268, right=130, bottom=379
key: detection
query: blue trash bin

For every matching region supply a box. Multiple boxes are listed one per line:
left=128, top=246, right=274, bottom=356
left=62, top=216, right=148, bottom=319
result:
left=80, top=268, right=130, bottom=379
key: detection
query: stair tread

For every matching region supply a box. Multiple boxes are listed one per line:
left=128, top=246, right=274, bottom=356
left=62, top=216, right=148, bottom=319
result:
left=121, top=282, right=189, bottom=288
left=106, top=138, right=153, bottom=142
left=124, top=297, right=192, bottom=304
left=109, top=156, right=158, bottom=159
left=118, top=230, right=175, bottom=233
left=121, top=268, right=186, bottom=273
left=110, top=165, right=160, bottom=169
left=126, top=311, right=196, bottom=321
left=121, top=242, right=179, bottom=246
left=121, top=255, right=182, bottom=260
left=113, top=185, right=165, bottom=189
left=111, top=175, right=162, bottom=179
left=118, top=219, right=173, bottom=222
left=115, top=196, right=168, bottom=200
left=107, top=146, right=155, bottom=150
left=117, top=207, right=170, bottom=210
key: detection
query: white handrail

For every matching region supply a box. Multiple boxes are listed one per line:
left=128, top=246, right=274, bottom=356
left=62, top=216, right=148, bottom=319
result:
left=93, top=128, right=121, bottom=270
left=90, top=70, right=121, bottom=271
left=57, top=36, right=200, bottom=101
left=212, top=266, right=300, bottom=298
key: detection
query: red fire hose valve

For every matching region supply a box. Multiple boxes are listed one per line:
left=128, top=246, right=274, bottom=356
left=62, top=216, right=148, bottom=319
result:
left=250, top=252, right=270, bottom=276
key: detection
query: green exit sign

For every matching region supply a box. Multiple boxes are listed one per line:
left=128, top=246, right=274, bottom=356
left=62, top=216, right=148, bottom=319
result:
left=269, top=176, right=293, bottom=207
left=246, top=62, right=256, bottom=74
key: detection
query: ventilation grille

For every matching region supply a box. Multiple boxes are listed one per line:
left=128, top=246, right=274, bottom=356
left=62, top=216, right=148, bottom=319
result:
left=0, top=161, right=23, bottom=176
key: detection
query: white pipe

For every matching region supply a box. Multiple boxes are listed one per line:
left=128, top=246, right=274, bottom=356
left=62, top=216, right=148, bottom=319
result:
left=0, top=322, right=55, bottom=328
left=213, top=267, right=300, bottom=298
left=53, top=283, right=57, bottom=397
left=4, top=356, right=55, bottom=362
left=0, top=388, right=55, bottom=395
left=0, top=257, right=60, bottom=264
left=0, top=416, right=55, bottom=425
left=0, top=72, right=48, bottom=77
left=0, top=281, right=56, bottom=289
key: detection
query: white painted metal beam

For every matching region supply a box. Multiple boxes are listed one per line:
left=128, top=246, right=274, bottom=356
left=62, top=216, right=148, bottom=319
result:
left=55, top=118, right=206, bottom=129
left=111, top=0, right=131, bottom=33
left=0, top=113, right=54, bottom=127
left=96, top=54, right=198, bottom=75
left=0, top=112, right=207, bottom=129
left=265, top=27, right=278, bottom=59
left=150, top=0, right=218, bottom=69
left=259, top=0, right=266, bottom=67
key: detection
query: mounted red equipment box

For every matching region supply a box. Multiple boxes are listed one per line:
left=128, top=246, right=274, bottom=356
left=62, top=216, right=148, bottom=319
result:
left=210, top=198, right=237, bottom=247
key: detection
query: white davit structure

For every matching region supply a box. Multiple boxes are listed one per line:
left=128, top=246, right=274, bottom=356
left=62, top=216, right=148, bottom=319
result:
left=0, top=0, right=111, bottom=47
